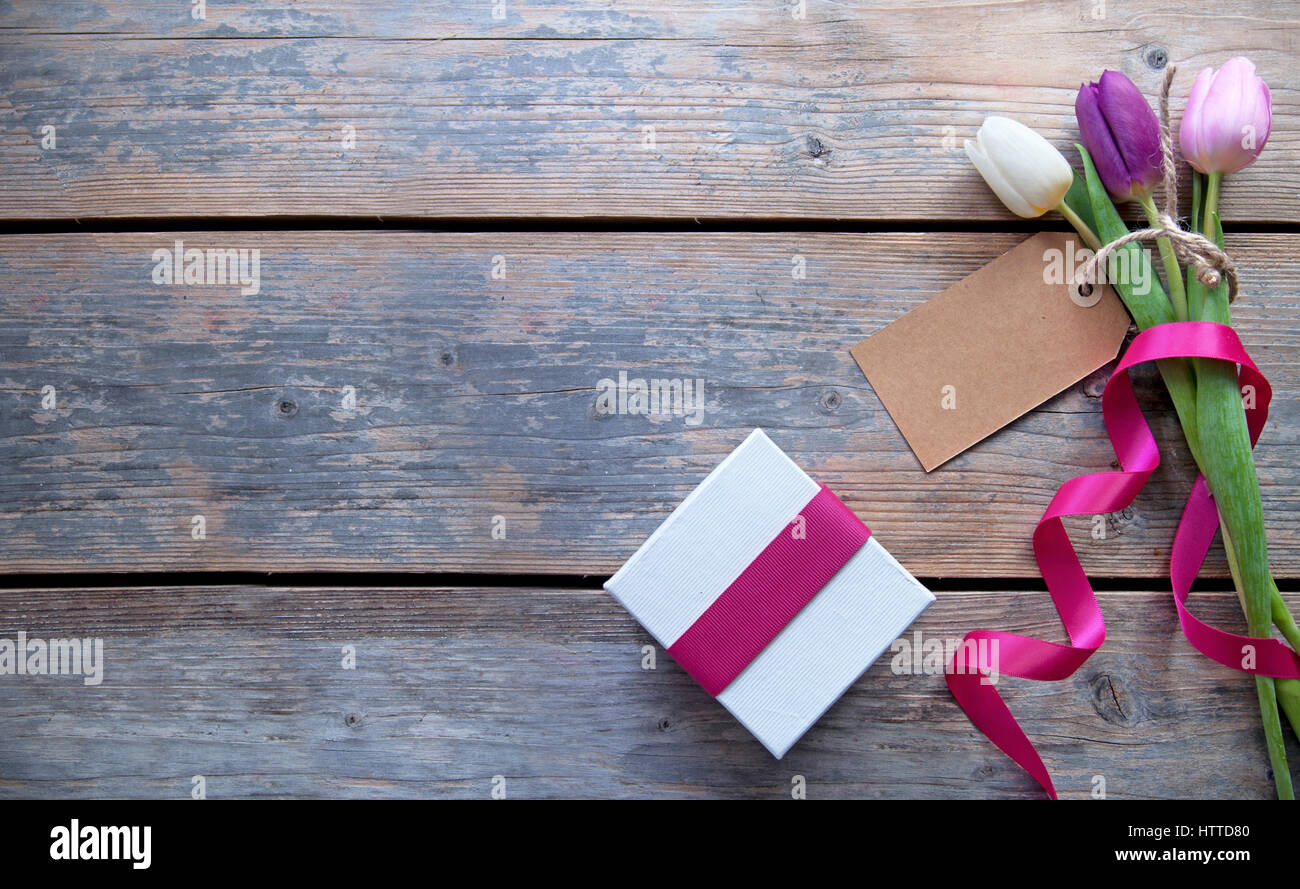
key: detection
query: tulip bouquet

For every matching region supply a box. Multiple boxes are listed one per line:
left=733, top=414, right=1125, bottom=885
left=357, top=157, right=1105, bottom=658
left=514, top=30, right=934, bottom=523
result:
left=965, top=58, right=1300, bottom=799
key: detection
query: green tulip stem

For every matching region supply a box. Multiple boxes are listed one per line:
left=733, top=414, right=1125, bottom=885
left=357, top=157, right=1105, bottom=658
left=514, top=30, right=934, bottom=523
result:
left=1190, top=172, right=1300, bottom=753
left=1195, top=170, right=1293, bottom=799
left=1214, top=527, right=1300, bottom=757
left=1273, top=585, right=1300, bottom=653
left=1279, top=679, right=1300, bottom=742
left=1203, top=172, right=1222, bottom=236
left=1199, top=173, right=1300, bottom=652
left=1057, top=201, right=1102, bottom=251
left=1138, top=192, right=1189, bottom=322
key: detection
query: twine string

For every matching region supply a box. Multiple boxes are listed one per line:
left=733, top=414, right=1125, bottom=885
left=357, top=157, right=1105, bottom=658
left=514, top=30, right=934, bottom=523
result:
left=1074, top=64, right=1238, bottom=303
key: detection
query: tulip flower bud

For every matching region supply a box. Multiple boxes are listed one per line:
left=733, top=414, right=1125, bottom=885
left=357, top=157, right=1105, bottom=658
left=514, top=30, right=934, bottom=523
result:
left=964, top=116, right=1074, bottom=218
left=1179, top=57, right=1272, bottom=175
left=1075, top=70, right=1163, bottom=202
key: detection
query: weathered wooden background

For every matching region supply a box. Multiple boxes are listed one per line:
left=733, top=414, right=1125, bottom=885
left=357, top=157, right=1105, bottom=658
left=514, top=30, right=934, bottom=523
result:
left=1, top=0, right=1297, bottom=798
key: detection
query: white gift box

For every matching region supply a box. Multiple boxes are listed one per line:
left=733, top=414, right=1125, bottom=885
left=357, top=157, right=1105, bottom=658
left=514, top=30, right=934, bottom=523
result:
left=605, top=429, right=934, bottom=758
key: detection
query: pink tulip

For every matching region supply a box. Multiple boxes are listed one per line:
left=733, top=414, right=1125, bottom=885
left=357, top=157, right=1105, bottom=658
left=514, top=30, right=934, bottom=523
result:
left=1179, top=57, right=1272, bottom=175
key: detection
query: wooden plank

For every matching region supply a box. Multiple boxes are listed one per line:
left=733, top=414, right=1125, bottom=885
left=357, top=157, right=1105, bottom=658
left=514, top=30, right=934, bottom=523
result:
left=1, top=0, right=1296, bottom=220
left=1, top=230, right=1297, bottom=577
left=0, top=583, right=1293, bottom=799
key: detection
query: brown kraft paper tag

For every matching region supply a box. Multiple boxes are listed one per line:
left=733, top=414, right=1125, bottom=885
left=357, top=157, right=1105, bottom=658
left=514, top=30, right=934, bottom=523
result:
left=850, top=231, right=1132, bottom=472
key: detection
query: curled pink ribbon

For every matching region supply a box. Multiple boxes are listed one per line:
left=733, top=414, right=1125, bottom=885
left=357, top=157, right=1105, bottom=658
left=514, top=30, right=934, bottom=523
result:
left=948, top=321, right=1300, bottom=799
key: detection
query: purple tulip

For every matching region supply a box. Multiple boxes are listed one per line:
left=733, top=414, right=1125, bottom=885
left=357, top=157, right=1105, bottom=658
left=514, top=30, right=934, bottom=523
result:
left=1075, top=70, right=1163, bottom=202
left=1179, top=57, right=1272, bottom=175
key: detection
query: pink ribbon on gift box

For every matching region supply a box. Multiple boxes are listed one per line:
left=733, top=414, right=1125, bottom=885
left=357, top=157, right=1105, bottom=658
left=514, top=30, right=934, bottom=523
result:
left=668, top=483, right=872, bottom=696
left=948, top=321, right=1300, bottom=799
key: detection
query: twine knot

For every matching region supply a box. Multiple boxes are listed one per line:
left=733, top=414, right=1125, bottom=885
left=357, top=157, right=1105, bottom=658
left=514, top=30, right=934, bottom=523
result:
left=1074, top=64, right=1238, bottom=302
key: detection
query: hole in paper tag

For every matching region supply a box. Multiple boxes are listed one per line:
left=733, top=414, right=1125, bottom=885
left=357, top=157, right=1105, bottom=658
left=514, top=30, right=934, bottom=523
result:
left=850, top=231, right=1131, bottom=472
left=1073, top=281, right=1102, bottom=308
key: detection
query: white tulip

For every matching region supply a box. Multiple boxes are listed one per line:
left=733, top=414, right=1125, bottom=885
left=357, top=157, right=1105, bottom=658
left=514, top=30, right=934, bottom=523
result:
left=964, top=116, right=1074, bottom=218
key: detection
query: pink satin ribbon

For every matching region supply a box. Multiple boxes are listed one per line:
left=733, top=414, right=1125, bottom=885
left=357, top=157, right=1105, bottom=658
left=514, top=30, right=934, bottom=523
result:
left=948, top=321, right=1300, bottom=799
left=669, top=483, right=871, bottom=696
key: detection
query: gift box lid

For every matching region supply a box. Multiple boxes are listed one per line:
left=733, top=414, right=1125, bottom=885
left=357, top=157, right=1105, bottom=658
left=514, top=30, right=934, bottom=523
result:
left=605, top=429, right=934, bottom=758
